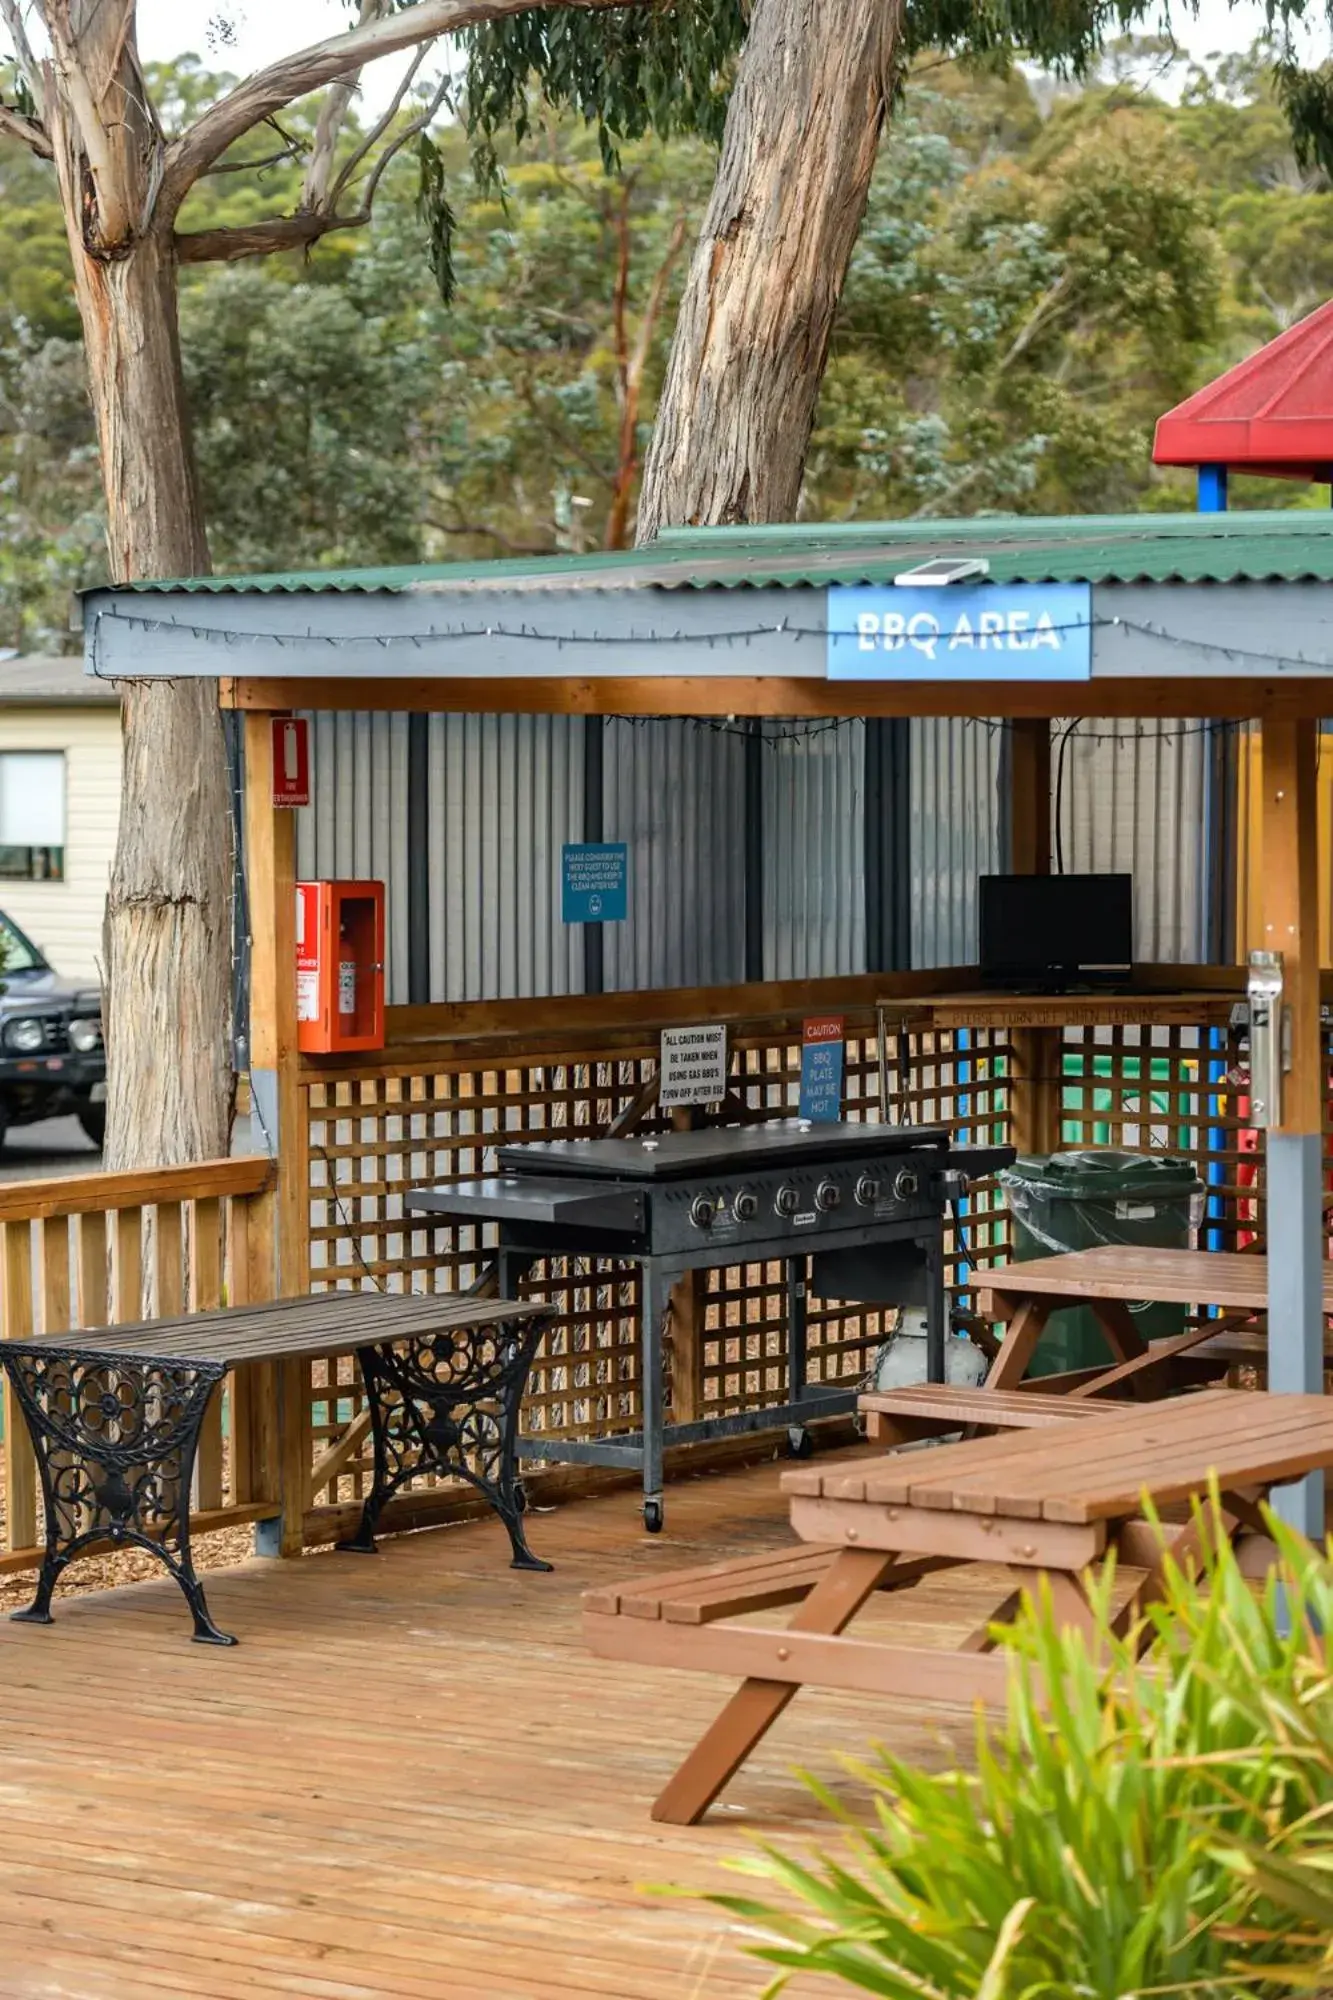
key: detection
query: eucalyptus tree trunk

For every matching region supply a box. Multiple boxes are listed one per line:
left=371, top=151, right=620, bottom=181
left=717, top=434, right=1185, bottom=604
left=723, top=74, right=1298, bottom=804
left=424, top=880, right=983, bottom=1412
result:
left=635, top=0, right=903, bottom=541
left=46, top=21, right=233, bottom=1170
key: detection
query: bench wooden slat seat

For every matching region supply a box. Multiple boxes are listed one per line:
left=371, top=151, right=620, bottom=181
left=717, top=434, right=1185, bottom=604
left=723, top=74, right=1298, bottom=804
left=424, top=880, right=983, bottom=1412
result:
left=860, top=1383, right=1112, bottom=1441
left=0, top=1289, right=555, bottom=1645
left=585, top=1542, right=942, bottom=1626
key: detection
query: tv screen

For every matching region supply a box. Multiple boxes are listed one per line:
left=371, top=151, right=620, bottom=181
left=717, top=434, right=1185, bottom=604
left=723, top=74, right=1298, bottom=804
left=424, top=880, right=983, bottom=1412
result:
left=979, top=874, right=1133, bottom=984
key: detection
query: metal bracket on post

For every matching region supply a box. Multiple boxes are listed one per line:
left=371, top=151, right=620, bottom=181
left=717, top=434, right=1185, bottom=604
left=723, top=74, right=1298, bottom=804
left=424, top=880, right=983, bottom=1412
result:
left=1246, top=950, right=1287, bottom=1129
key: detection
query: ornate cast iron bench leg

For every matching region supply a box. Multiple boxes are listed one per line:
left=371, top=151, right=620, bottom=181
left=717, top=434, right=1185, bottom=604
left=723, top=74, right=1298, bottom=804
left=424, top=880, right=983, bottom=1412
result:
left=336, top=1318, right=552, bottom=1572
left=1, top=1346, right=236, bottom=1646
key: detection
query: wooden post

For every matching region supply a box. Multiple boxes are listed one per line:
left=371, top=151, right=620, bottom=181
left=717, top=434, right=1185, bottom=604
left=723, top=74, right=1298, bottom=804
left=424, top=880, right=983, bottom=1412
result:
left=1259, top=715, right=1324, bottom=1538
left=1007, top=719, right=1058, bottom=1162
left=668, top=1106, right=708, bottom=1424
left=2, top=1221, right=36, bottom=1553
left=242, top=712, right=305, bottom=1293
left=1009, top=1030, right=1061, bottom=1158
left=1009, top=720, right=1051, bottom=878
left=242, top=712, right=309, bottom=1555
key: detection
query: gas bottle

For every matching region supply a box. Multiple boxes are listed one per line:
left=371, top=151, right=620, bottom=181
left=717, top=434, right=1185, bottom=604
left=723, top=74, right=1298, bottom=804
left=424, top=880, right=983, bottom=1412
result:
left=873, top=1308, right=987, bottom=1391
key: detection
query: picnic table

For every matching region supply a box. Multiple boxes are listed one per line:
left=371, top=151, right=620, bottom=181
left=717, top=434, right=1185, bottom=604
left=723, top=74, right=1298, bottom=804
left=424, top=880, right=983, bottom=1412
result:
left=0, top=1290, right=553, bottom=1645
left=584, top=1387, right=1333, bottom=1823
left=974, top=1244, right=1333, bottom=1394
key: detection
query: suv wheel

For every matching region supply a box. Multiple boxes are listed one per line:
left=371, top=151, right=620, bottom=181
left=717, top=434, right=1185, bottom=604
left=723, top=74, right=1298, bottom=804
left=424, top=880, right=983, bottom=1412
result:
left=78, top=1105, right=105, bottom=1149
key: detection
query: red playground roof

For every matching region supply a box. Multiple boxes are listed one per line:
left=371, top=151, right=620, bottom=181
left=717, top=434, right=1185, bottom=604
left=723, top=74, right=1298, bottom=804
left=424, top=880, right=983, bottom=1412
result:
left=1153, top=299, right=1333, bottom=477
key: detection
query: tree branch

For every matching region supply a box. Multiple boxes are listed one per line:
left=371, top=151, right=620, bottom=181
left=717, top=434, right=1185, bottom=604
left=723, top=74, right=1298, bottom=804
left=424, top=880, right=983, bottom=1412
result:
left=605, top=207, right=688, bottom=549
left=0, top=99, right=52, bottom=158
left=177, top=71, right=451, bottom=267
left=426, top=517, right=556, bottom=555
left=303, top=0, right=384, bottom=213
left=0, top=0, right=43, bottom=114
left=159, top=0, right=641, bottom=223
left=175, top=211, right=366, bottom=264
left=355, top=72, right=450, bottom=218
left=330, top=44, right=430, bottom=208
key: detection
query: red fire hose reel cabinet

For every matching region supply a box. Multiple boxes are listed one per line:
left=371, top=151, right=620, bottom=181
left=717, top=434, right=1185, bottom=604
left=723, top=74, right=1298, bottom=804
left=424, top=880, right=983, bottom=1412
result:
left=296, top=880, right=385, bottom=1053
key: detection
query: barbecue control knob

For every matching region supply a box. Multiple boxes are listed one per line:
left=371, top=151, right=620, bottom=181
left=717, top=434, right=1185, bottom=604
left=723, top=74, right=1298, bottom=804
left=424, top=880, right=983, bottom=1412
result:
left=734, top=1189, right=758, bottom=1222
left=815, top=1179, right=841, bottom=1212
left=774, top=1183, right=800, bottom=1217
left=689, top=1194, right=716, bottom=1230
left=893, top=1168, right=920, bottom=1202
left=855, top=1174, right=881, bottom=1207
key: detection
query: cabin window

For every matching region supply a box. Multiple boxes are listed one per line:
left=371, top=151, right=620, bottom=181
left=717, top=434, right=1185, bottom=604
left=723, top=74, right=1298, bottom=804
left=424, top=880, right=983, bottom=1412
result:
left=0, top=753, right=65, bottom=881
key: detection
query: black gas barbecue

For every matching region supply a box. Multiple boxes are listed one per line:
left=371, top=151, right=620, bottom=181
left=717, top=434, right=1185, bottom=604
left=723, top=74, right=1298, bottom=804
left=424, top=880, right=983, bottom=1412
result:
left=407, top=1119, right=1013, bottom=1531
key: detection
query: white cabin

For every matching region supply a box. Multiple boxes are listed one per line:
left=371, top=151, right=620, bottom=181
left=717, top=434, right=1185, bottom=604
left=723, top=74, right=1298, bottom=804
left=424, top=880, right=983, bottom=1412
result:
left=0, top=656, right=119, bottom=983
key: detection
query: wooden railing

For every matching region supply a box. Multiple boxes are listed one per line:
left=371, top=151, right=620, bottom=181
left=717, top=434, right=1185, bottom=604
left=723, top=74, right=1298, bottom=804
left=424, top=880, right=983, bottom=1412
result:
left=0, top=1156, right=278, bottom=1572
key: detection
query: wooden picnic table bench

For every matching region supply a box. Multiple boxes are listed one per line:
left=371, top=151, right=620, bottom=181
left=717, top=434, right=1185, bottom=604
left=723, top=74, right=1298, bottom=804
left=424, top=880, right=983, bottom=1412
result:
left=585, top=1387, right=1333, bottom=1823
left=0, top=1289, right=553, bottom=1645
left=975, top=1245, right=1333, bottom=1394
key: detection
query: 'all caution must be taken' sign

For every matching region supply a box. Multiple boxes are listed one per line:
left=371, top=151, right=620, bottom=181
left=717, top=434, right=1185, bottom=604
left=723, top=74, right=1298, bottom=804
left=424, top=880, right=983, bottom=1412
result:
left=659, top=1025, right=728, bottom=1110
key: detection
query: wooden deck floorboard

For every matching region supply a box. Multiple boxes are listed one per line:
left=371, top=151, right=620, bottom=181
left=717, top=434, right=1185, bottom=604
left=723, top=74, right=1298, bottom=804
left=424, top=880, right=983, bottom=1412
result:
left=0, top=1449, right=1005, bottom=1999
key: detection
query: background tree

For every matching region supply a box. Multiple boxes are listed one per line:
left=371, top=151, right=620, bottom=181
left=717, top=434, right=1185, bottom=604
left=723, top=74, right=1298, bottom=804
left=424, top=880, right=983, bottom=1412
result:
left=2, top=38, right=1324, bottom=644
left=0, top=0, right=689, bottom=1175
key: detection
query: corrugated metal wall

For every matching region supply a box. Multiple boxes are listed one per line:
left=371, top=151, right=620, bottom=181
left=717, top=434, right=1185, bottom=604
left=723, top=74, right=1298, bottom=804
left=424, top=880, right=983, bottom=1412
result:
left=296, top=712, right=411, bottom=1002
left=602, top=718, right=746, bottom=990
left=425, top=714, right=584, bottom=1002
left=1057, top=719, right=1207, bottom=962
left=292, top=710, right=1213, bottom=1005
left=763, top=721, right=865, bottom=979
left=910, top=719, right=1003, bottom=967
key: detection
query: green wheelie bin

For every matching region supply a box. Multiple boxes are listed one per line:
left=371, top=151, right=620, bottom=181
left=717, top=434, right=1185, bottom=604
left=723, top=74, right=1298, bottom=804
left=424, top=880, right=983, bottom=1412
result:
left=997, top=1150, right=1205, bottom=1377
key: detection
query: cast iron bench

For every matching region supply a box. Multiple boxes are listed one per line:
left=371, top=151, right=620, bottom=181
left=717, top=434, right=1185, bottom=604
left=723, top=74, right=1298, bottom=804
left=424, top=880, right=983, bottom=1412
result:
left=0, top=1289, right=553, bottom=1645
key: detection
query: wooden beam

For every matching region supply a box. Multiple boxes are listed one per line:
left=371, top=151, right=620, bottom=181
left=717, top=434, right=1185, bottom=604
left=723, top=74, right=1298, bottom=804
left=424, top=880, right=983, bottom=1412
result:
left=220, top=675, right=1316, bottom=721
left=375, top=970, right=978, bottom=1054
left=1009, top=720, right=1051, bottom=876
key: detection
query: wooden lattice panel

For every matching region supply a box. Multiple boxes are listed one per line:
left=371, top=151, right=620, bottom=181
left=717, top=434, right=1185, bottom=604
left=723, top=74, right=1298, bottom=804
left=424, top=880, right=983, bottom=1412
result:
left=301, top=1023, right=1020, bottom=1510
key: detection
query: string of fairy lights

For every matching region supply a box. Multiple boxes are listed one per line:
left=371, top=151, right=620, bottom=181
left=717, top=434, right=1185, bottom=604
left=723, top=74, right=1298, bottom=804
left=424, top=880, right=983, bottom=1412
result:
left=88, top=602, right=1327, bottom=749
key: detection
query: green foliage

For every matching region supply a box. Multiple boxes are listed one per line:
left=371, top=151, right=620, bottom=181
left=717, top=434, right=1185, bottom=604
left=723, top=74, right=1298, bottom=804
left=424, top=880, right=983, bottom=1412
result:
left=179, top=265, right=429, bottom=574
left=463, top=2, right=747, bottom=172
left=3, top=38, right=1333, bottom=645
left=416, top=132, right=458, bottom=305
left=710, top=1503, right=1333, bottom=1999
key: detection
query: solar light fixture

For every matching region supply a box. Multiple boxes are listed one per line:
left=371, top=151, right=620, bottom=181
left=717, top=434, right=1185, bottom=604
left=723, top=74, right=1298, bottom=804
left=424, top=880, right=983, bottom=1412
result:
left=893, top=557, right=991, bottom=586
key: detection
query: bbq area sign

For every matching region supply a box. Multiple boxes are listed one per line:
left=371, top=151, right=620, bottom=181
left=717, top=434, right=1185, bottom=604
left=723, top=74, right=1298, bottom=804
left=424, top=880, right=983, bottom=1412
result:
left=827, top=583, right=1093, bottom=681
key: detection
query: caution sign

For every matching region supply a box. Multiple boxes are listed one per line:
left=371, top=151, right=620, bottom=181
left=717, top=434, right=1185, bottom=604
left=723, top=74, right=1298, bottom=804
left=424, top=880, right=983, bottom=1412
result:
left=799, top=1015, right=845, bottom=1123
left=659, top=1024, right=727, bottom=1109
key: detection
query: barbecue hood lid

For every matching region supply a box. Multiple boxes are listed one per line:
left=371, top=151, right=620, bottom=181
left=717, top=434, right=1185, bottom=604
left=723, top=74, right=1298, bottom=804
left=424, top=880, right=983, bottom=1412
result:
left=494, top=1118, right=955, bottom=1182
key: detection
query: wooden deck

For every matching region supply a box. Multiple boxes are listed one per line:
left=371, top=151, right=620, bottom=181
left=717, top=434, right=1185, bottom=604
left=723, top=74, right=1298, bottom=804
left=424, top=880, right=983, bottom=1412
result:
left=0, top=1447, right=1006, bottom=2000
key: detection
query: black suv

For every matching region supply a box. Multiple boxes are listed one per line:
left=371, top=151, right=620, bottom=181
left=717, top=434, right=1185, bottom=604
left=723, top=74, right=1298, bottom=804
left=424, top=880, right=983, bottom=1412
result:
left=0, top=911, right=105, bottom=1149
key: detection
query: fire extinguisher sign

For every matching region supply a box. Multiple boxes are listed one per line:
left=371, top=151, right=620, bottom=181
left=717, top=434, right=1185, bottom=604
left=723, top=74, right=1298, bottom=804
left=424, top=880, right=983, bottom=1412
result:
left=295, top=883, right=320, bottom=1023
left=272, top=716, right=310, bottom=808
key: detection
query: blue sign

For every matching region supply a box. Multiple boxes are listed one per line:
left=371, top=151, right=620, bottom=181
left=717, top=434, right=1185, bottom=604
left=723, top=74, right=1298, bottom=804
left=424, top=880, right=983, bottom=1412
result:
left=799, top=1036, right=845, bottom=1124
left=562, top=843, right=627, bottom=924
left=827, top=582, right=1092, bottom=681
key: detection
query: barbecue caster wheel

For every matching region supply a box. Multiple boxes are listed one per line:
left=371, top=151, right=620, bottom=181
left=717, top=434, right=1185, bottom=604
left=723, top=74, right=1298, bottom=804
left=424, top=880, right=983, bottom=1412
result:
left=786, top=1425, right=814, bottom=1460
left=643, top=1499, right=665, bottom=1534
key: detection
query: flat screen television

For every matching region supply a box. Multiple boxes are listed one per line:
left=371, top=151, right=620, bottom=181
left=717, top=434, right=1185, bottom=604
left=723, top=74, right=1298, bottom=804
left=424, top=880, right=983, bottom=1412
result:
left=979, top=873, right=1133, bottom=989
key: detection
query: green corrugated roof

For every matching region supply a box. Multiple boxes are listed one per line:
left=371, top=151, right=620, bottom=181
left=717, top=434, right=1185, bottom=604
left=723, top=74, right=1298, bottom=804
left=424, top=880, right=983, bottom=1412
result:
left=110, top=510, right=1333, bottom=595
